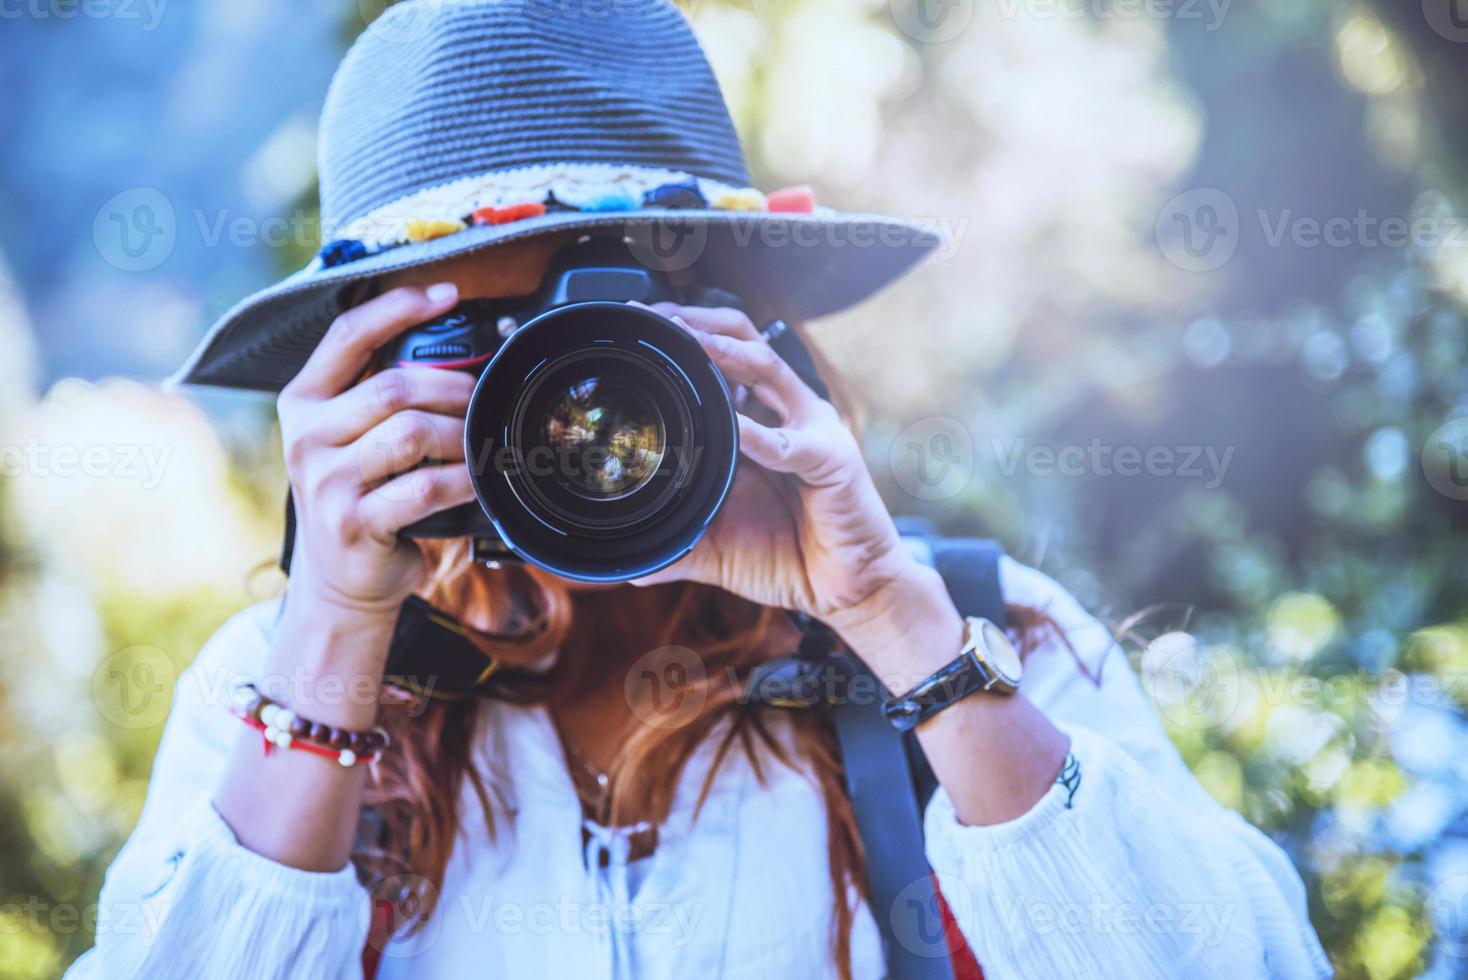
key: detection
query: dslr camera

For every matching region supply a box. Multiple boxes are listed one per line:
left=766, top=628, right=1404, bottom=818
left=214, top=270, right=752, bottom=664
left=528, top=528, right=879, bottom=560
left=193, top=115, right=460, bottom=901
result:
left=386, top=238, right=750, bottom=582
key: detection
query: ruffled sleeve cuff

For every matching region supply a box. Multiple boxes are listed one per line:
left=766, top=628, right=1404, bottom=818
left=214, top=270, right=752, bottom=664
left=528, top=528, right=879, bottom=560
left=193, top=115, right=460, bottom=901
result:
left=86, top=799, right=370, bottom=980
left=920, top=725, right=1331, bottom=979
left=188, top=798, right=368, bottom=903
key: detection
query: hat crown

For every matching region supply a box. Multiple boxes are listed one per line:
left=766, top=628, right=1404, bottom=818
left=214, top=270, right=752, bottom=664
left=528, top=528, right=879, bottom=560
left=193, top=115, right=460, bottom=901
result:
left=317, top=0, right=750, bottom=235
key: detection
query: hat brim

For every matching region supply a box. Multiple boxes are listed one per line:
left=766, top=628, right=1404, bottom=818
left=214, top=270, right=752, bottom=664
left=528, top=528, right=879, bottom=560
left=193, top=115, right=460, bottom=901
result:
left=169, top=208, right=942, bottom=392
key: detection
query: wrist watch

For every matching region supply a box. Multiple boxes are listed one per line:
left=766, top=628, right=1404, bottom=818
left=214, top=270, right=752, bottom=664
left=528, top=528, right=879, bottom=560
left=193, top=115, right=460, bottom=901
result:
left=882, top=616, right=1023, bottom=732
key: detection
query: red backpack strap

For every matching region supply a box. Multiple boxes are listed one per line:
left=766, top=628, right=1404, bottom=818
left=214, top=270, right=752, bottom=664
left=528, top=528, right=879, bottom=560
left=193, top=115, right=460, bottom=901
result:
left=934, top=876, right=985, bottom=980
left=361, top=897, right=394, bottom=980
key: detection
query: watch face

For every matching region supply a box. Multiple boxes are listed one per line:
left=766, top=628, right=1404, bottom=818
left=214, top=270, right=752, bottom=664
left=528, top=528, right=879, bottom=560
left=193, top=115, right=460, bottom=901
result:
left=976, top=619, right=1023, bottom=686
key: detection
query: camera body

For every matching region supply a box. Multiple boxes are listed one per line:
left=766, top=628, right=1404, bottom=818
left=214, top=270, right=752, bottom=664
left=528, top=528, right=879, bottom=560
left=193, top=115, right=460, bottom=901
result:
left=388, top=239, right=741, bottom=583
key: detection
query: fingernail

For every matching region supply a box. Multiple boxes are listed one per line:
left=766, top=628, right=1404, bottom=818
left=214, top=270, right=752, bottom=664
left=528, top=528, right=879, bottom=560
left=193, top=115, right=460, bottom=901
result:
left=427, top=282, right=458, bottom=304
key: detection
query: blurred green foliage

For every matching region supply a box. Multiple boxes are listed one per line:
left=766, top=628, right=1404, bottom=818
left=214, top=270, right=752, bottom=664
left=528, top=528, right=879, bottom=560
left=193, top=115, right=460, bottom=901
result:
left=2, top=1, right=1467, bottom=978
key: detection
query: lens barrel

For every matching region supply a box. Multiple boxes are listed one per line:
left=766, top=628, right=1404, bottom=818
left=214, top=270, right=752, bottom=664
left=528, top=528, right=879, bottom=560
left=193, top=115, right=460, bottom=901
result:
left=463, top=302, right=738, bottom=582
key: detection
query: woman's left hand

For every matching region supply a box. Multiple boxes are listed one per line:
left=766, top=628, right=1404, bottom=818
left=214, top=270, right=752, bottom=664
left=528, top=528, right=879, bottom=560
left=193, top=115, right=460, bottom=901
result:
left=635, top=305, right=1069, bottom=828
left=631, top=304, right=961, bottom=670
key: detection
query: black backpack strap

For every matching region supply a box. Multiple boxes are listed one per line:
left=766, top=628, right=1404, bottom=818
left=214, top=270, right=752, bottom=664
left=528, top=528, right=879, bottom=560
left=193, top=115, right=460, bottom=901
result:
left=747, top=529, right=1007, bottom=979
left=830, top=655, right=957, bottom=979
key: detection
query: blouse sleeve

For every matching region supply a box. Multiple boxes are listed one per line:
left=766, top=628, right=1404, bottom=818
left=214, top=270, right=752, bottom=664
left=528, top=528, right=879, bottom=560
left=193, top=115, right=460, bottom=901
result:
left=65, top=600, right=370, bottom=980
left=921, top=558, right=1331, bottom=980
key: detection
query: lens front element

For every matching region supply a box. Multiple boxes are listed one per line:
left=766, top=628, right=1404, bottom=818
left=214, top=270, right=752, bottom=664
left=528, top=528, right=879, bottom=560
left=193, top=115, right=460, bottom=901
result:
left=541, top=371, right=665, bottom=499
left=464, top=302, right=738, bottom=582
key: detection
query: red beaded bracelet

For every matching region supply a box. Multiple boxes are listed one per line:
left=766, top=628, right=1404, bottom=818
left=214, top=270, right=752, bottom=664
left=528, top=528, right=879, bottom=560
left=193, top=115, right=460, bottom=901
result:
left=228, top=682, right=390, bottom=768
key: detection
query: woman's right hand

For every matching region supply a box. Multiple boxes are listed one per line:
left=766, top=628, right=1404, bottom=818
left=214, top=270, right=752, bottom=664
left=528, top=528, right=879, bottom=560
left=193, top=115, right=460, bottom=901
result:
left=216, top=283, right=478, bottom=871
left=275, top=282, right=478, bottom=620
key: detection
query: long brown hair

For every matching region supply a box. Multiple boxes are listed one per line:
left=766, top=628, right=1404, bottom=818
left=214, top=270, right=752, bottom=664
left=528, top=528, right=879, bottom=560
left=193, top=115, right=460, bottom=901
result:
left=355, top=327, right=1072, bottom=977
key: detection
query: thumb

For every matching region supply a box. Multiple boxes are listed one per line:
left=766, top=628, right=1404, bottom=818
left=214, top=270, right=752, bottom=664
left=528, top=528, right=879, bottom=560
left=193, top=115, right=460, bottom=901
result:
left=630, top=542, right=712, bottom=588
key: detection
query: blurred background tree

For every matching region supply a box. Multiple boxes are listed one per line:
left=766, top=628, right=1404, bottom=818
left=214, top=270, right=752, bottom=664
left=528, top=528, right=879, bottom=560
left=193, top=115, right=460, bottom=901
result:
left=2, top=1, right=1467, bottom=977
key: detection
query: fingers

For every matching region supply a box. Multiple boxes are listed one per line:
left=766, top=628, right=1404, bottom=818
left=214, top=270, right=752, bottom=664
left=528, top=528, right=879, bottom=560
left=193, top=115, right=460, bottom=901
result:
left=314, top=367, right=476, bottom=446
left=285, top=283, right=460, bottom=399
left=689, top=329, right=823, bottom=425
left=630, top=559, right=714, bottom=589
left=358, top=463, right=477, bottom=539
left=738, top=414, right=855, bottom=488
left=646, top=303, right=824, bottom=424
left=646, top=303, right=761, bottom=341
left=353, top=409, right=467, bottom=486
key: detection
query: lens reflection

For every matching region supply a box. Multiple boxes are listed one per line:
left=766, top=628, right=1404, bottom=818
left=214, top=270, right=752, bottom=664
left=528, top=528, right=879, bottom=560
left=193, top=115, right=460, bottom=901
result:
left=542, top=376, right=665, bottom=498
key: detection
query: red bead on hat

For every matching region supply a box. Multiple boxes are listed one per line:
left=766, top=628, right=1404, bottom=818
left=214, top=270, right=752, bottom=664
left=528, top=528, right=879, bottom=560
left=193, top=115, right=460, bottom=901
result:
left=767, top=185, right=816, bottom=214
left=473, top=201, right=549, bottom=225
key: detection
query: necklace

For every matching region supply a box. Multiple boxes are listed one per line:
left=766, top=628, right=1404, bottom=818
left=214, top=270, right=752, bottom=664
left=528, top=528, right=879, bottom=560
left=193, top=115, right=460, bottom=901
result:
left=561, top=735, right=612, bottom=822
left=557, top=728, right=660, bottom=863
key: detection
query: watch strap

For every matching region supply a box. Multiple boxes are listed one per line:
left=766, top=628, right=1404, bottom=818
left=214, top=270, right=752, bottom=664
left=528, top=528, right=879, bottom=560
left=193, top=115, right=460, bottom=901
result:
left=882, top=620, right=1001, bottom=733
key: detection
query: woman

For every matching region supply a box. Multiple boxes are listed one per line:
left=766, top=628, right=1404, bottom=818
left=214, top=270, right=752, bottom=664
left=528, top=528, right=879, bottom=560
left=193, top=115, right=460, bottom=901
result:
left=70, top=2, right=1328, bottom=978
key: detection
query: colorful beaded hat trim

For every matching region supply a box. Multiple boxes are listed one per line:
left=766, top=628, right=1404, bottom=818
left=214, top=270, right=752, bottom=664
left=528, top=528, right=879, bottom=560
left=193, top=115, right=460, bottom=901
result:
left=315, top=162, right=819, bottom=271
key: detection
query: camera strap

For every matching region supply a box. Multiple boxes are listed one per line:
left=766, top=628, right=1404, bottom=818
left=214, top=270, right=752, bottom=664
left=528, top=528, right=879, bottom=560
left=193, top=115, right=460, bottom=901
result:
left=280, top=493, right=513, bottom=698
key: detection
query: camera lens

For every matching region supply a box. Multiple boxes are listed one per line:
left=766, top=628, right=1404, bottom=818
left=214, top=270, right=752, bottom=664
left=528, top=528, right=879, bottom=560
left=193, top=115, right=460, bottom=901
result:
left=465, top=302, right=738, bottom=582
left=507, top=345, right=695, bottom=534
left=539, top=372, right=665, bottom=500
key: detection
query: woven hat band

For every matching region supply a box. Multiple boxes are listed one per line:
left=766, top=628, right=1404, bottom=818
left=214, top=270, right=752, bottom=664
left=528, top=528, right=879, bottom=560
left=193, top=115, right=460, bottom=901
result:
left=330, top=162, right=763, bottom=250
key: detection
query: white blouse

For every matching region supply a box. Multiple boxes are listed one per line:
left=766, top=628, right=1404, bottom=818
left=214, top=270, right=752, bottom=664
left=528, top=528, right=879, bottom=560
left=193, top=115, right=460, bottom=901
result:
left=66, top=559, right=1330, bottom=979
